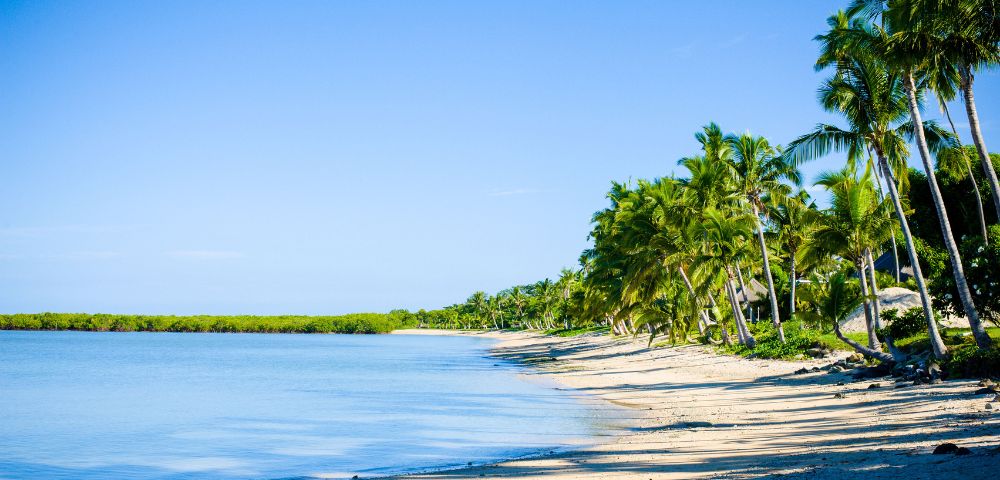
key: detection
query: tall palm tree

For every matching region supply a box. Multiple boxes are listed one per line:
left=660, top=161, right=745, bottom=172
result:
left=768, top=190, right=821, bottom=319
left=557, top=268, right=577, bottom=330
left=874, top=6, right=993, bottom=349
left=693, top=208, right=758, bottom=348
left=469, top=291, right=488, bottom=329
left=786, top=12, right=951, bottom=356
left=535, top=279, right=556, bottom=329
left=810, top=164, right=897, bottom=352
left=726, top=132, right=800, bottom=343
left=509, top=286, right=527, bottom=328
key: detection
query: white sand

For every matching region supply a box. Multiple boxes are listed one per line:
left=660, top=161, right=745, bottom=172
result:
left=388, top=329, right=1000, bottom=479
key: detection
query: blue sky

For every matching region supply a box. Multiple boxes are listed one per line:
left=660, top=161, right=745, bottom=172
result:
left=1, top=0, right=997, bottom=314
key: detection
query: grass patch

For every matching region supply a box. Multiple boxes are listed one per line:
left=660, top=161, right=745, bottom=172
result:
left=722, top=321, right=830, bottom=359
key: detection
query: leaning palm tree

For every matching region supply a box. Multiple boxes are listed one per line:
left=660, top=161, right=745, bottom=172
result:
left=786, top=12, right=952, bottom=356
left=726, top=132, right=800, bottom=343
left=801, top=271, right=894, bottom=363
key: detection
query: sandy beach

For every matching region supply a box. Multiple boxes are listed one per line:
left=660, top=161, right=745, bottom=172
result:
left=390, top=330, right=1000, bottom=479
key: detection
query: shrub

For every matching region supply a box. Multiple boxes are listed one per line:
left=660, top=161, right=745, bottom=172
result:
left=724, top=320, right=819, bottom=359
left=0, top=312, right=410, bottom=334
left=879, top=307, right=935, bottom=341
left=943, top=345, right=1000, bottom=379
left=928, top=225, right=1000, bottom=326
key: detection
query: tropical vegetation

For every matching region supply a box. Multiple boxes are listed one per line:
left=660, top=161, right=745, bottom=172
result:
left=413, top=0, right=1000, bottom=376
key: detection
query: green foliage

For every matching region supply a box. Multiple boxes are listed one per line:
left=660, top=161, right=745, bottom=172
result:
left=724, top=321, right=822, bottom=359
left=927, top=225, right=1000, bottom=324
left=0, top=312, right=408, bottom=334
left=543, top=325, right=610, bottom=337
left=943, top=345, right=1000, bottom=379
left=879, top=307, right=935, bottom=341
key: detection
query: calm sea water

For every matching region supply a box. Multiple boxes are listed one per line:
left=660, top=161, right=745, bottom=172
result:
left=0, top=331, right=604, bottom=479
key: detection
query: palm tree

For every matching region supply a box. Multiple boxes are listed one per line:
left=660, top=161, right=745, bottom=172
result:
left=693, top=208, right=758, bottom=348
left=726, top=132, right=800, bottom=343
left=875, top=5, right=993, bottom=350
left=557, top=268, right=577, bottom=329
left=810, top=164, right=897, bottom=352
left=535, top=279, right=556, bottom=329
left=786, top=12, right=951, bottom=356
left=509, top=286, right=527, bottom=328
left=802, top=271, right=894, bottom=362
left=468, top=291, right=488, bottom=329
left=769, top=190, right=821, bottom=320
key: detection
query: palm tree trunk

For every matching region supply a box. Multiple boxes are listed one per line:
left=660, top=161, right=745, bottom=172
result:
left=725, top=267, right=755, bottom=347
left=735, top=262, right=752, bottom=321
left=865, top=248, right=883, bottom=330
left=856, top=259, right=881, bottom=351
left=707, top=289, right=732, bottom=345
left=724, top=280, right=750, bottom=346
left=789, top=252, right=797, bottom=318
left=906, top=73, right=991, bottom=349
left=942, top=101, right=989, bottom=243
left=752, top=206, right=785, bottom=342
left=678, top=266, right=713, bottom=335
left=874, top=148, right=948, bottom=358
left=960, top=64, right=1000, bottom=220
left=890, top=235, right=900, bottom=283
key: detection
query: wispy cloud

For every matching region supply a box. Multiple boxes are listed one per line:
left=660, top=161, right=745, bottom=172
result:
left=166, top=250, right=244, bottom=259
left=487, top=188, right=540, bottom=197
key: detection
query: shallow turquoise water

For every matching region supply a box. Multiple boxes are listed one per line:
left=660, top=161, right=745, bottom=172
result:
left=0, top=331, right=602, bottom=479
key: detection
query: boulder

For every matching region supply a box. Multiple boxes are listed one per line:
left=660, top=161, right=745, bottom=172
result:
left=868, top=383, right=881, bottom=389
left=933, top=443, right=959, bottom=455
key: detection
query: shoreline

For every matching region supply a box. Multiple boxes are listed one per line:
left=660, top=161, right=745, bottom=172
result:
left=387, top=329, right=1000, bottom=479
